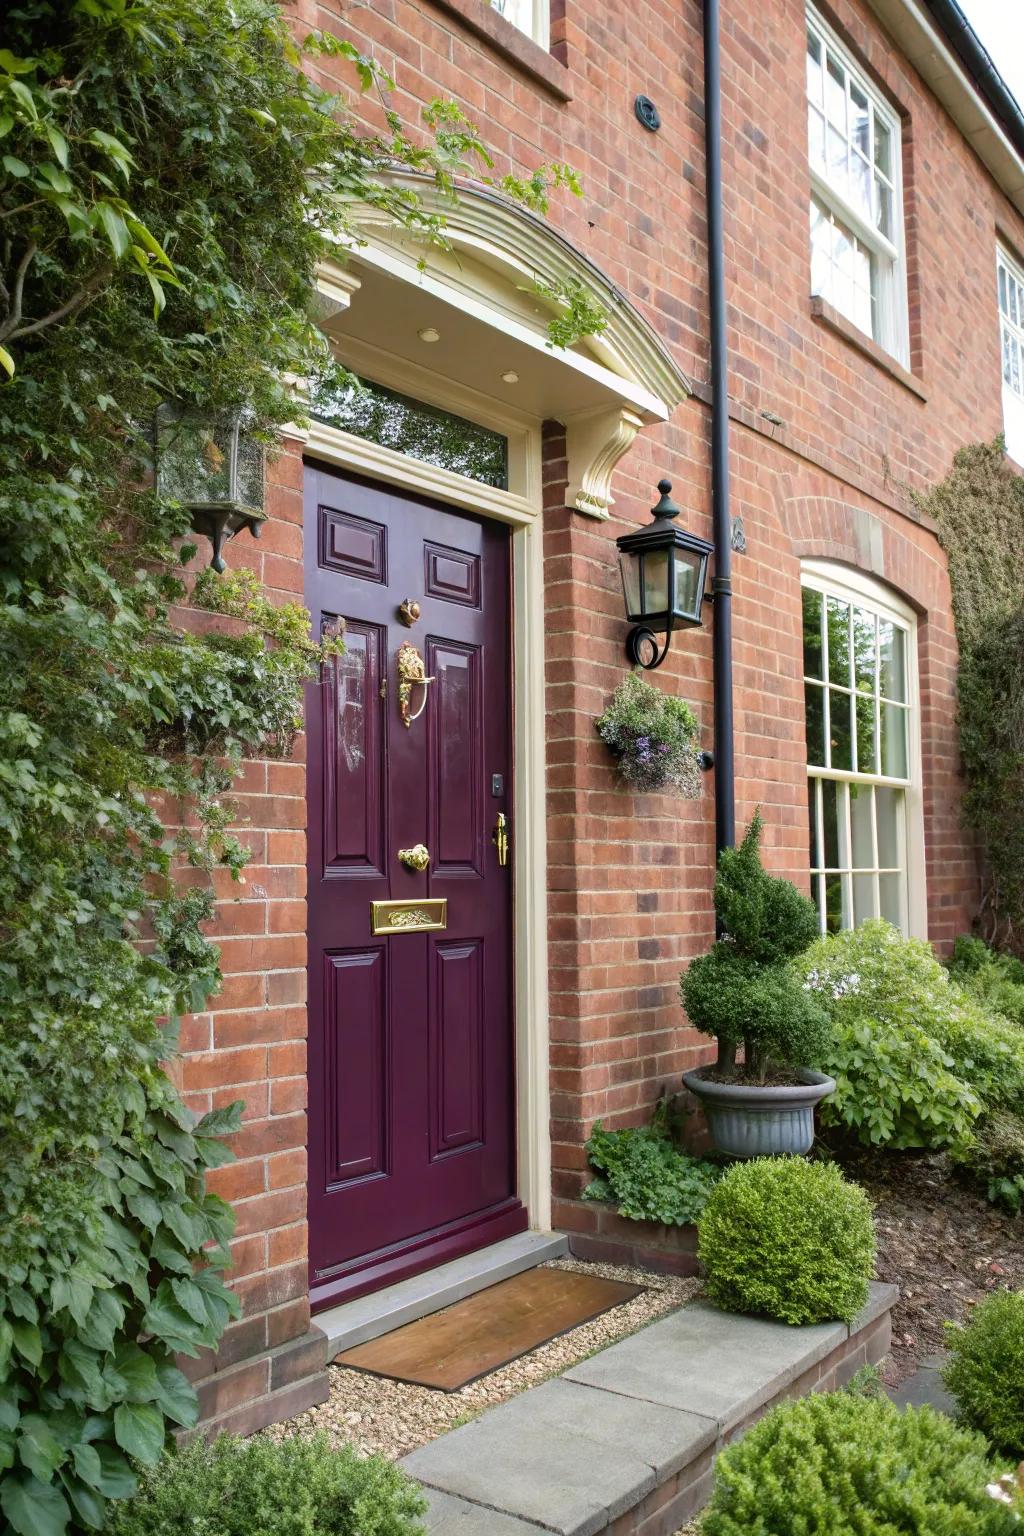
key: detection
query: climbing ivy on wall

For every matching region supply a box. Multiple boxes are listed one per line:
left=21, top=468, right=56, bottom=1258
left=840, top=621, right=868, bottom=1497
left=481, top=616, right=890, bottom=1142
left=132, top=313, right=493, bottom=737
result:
left=915, top=441, right=1024, bottom=953
left=0, top=3, right=579, bottom=1530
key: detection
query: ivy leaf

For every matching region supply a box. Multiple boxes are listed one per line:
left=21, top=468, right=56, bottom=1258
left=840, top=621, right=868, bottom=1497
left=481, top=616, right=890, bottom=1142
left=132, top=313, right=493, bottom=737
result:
left=110, top=1343, right=159, bottom=1403
left=71, top=1442, right=103, bottom=1489
left=113, top=1402, right=165, bottom=1466
left=0, top=1474, right=70, bottom=1536
left=59, top=1339, right=105, bottom=1406
left=194, top=1100, right=244, bottom=1137
left=149, top=1227, right=193, bottom=1274
left=152, top=1362, right=198, bottom=1428
left=60, top=1471, right=106, bottom=1531
left=51, top=1270, right=94, bottom=1327
left=11, top=1321, right=42, bottom=1367
left=93, top=1443, right=138, bottom=1499
left=17, top=1414, right=65, bottom=1480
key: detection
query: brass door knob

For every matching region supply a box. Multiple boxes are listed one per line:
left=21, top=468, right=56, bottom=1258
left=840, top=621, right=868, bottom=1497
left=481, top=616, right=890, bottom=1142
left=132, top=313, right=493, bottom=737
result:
left=397, top=844, right=430, bottom=872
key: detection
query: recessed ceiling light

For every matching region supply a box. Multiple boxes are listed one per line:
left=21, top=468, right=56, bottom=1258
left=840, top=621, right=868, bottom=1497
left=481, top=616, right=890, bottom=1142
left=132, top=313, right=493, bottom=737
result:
left=501, top=370, right=519, bottom=384
left=417, top=326, right=440, bottom=343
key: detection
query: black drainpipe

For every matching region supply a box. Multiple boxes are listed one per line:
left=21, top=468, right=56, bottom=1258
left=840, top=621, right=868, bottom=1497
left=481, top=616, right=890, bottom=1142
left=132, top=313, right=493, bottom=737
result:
left=703, top=0, right=735, bottom=856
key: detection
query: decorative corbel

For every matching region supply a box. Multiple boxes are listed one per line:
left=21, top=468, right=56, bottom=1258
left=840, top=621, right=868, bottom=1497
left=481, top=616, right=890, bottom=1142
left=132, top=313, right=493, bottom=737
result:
left=563, top=405, right=646, bottom=520
left=314, top=259, right=363, bottom=325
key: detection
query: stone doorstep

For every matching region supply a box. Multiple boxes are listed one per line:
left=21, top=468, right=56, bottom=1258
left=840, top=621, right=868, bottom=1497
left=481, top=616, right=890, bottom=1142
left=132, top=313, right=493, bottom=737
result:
left=402, top=1281, right=899, bottom=1536
left=318, top=1231, right=570, bottom=1358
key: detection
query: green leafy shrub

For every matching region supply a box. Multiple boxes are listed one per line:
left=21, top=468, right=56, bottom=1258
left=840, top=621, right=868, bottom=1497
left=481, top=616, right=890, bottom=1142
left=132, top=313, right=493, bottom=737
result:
left=949, top=937, right=1024, bottom=1028
left=945, top=1291, right=1024, bottom=1458
left=697, top=1157, right=874, bottom=1325
left=594, top=671, right=703, bottom=795
left=0, top=5, right=576, bottom=1533
left=954, top=1110, right=1024, bottom=1212
left=702, top=1392, right=1017, bottom=1536
left=102, top=1434, right=426, bottom=1536
left=917, top=443, right=1024, bottom=955
left=681, top=814, right=829, bottom=1082
left=796, top=920, right=1024, bottom=1149
left=584, top=1103, right=723, bottom=1225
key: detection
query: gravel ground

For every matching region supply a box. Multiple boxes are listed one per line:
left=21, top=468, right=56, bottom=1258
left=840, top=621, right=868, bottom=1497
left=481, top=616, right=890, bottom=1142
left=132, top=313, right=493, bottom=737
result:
left=271, top=1257, right=699, bottom=1461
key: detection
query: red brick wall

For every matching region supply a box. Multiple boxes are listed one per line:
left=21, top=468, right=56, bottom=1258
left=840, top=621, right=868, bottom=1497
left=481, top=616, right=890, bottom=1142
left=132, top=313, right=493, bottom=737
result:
left=174, top=0, right=1020, bottom=1384
left=176, top=441, right=328, bottom=1432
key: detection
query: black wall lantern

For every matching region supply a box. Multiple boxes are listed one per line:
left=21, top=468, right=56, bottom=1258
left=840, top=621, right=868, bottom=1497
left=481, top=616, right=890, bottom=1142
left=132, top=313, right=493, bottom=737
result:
left=155, top=404, right=266, bottom=573
left=616, top=479, right=714, bottom=668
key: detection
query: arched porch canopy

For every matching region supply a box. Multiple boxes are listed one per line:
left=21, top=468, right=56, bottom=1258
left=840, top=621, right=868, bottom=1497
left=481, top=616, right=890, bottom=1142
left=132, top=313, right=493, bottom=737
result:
left=314, top=174, right=691, bottom=519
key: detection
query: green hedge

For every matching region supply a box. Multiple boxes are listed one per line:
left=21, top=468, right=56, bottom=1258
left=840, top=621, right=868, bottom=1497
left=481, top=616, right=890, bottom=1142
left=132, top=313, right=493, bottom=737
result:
left=945, top=1291, right=1024, bottom=1459
left=697, top=1158, right=874, bottom=1326
left=703, top=1392, right=1017, bottom=1535
left=102, top=1435, right=426, bottom=1536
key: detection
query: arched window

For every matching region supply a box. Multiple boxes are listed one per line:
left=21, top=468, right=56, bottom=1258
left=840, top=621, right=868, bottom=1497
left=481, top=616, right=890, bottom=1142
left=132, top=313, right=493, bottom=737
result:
left=801, top=561, right=926, bottom=937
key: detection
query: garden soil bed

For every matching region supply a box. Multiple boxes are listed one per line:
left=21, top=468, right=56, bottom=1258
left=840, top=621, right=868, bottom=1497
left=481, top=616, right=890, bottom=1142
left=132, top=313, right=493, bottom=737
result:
left=835, top=1147, right=1024, bottom=1386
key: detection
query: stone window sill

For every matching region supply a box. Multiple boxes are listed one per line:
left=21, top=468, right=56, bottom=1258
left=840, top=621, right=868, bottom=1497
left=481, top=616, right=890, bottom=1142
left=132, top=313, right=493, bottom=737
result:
left=810, top=296, right=927, bottom=402
left=427, top=0, right=572, bottom=100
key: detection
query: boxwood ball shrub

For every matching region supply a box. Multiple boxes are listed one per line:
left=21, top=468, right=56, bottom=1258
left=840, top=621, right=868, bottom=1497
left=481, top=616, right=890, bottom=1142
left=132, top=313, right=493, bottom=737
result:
left=698, top=1157, right=874, bottom=1325
left=702, top=1392, right=1018, bottom=1536
left=944, top=1291, right=1024, bottom=1458
left=102, top=1434, right=427, bottom=1536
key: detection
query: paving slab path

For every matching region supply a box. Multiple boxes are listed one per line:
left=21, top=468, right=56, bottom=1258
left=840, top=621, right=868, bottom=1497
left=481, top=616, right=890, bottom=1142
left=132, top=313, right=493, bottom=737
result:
left=403, top=1281, right=898, bottom=1536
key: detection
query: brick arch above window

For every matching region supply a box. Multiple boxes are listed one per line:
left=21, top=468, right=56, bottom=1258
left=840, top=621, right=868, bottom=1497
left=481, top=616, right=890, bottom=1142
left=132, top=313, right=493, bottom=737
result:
left=774, top=490, right=953, bottom=623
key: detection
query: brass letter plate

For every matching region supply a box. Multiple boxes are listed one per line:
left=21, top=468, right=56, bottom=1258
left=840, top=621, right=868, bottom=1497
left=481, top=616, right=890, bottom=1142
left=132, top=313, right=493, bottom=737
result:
left=371, top=898, right=447, bottom=935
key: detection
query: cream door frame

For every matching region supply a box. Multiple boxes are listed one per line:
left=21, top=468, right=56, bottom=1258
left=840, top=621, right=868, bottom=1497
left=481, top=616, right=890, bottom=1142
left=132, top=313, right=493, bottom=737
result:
left=297, top=357, right=553, bottom=1234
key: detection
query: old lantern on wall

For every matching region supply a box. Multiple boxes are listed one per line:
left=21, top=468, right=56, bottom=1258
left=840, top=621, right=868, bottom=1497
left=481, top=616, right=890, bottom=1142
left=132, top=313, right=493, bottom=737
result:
left=156, top=404, right=266, bottom=572
left=616, top=479, right=713, bottom=669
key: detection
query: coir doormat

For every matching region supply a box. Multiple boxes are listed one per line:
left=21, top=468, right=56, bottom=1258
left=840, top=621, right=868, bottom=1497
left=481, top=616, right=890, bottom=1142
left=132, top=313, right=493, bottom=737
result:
left=333, top=1266, right=642, bottom=1391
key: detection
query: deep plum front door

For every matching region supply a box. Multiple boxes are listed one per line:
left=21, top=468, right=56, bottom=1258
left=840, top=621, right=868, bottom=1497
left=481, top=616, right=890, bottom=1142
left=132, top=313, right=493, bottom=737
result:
left=305, top=464, right=523, bottom=1308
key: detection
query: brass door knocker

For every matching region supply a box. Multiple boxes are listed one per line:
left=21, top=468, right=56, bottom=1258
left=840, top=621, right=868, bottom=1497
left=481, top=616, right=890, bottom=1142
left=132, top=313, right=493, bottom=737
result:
left=396, top=641, right=434, bottom=727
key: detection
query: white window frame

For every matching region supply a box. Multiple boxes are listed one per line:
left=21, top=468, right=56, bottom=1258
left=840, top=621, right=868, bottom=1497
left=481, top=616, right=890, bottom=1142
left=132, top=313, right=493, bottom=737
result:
left=806, top=7, right=910, bottom=365
left=491, top=0, right=549, bottom=48
left=801, top=561, right=927, bottom=940
left=997, top=243, right=1024, bottom=468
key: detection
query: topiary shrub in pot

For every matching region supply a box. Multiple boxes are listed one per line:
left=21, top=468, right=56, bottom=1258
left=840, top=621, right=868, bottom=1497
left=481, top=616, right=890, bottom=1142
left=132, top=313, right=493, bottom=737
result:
left=680, top=813, right=833, bottom=1156
left=944, top=1290, right=1024, bottom=1459
left=697, top=1156, right=875, bottom=1325
left=702, top=1391, right=1018, bottom=1536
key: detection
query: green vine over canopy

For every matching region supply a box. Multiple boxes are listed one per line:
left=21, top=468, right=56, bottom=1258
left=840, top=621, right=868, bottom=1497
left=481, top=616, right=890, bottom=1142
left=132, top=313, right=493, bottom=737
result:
left=915, top=442, right=1024, bottom=953
left=0, top=3, right=579, bottom=1532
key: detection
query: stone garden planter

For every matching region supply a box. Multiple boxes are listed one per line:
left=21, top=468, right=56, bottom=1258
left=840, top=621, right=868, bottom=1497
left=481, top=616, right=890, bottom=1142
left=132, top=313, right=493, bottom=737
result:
left=682, top=1068, right=836, bottom=1158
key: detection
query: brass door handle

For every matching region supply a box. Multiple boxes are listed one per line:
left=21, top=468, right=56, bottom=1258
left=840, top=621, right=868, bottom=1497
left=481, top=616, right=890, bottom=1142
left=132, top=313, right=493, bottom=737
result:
left=492, top=812, right=509, bottom=867
left=398, top=844, right=430, bottom=872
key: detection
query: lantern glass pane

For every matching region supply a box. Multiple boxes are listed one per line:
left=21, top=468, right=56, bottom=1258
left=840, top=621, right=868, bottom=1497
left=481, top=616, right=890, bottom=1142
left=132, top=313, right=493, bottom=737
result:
left=642, top=547, right=670, bottom=616
left=619, top=552, right=642, bottom=619
left=673, top=549, right=704, bottom=620
left=235, top=429, right=265, bottom=511
left=157, top=410, right=233, bottom=505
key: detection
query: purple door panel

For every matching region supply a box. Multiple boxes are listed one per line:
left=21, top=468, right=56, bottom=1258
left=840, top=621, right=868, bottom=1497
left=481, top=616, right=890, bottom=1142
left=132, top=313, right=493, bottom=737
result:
left=304, top=465, right=523, bottom=1309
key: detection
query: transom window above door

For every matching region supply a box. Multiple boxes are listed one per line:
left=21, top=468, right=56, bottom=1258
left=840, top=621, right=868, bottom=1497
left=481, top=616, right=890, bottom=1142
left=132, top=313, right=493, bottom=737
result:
left=806, top=8, right=908, bottom=362
left=802, top=565, right=923, bottom=937
left=491, top=0, right=549, bottom=47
